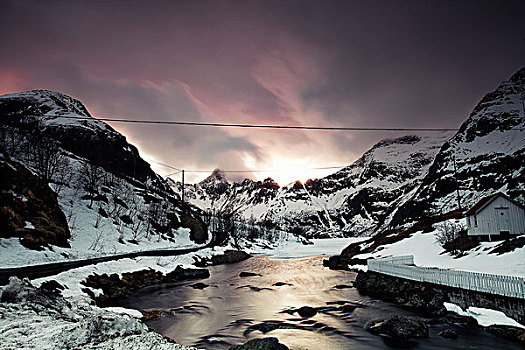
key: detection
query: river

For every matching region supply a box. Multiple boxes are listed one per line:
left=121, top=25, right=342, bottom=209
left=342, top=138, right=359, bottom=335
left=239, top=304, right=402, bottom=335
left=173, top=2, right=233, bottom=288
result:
left=119, top=255, right=522, bottom=349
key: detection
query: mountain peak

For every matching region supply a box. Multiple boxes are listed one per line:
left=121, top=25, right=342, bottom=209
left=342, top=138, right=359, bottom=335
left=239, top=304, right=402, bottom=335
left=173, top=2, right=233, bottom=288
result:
left=201, top=168, right=228, bottom=184
left=0, top=89, right=91, bottom=118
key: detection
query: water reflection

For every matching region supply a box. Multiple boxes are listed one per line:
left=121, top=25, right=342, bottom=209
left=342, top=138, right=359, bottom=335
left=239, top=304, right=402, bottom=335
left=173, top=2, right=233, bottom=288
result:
left=119, top=255, right=522, bottom=350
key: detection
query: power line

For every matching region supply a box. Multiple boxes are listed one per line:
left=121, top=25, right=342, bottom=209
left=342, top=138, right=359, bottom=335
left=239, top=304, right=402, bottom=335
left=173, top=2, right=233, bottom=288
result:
left=180, top=165, right=347, bottom=173
left=143, top=157, right=181, bottom=171
left=143, top=155, right=346, bottom=176
left=59, top=115, right=460, bottom=132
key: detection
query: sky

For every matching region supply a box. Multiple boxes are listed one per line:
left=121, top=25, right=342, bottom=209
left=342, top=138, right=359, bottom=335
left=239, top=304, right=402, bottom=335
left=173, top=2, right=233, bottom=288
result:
left=1, top=0, right=524, bottom=185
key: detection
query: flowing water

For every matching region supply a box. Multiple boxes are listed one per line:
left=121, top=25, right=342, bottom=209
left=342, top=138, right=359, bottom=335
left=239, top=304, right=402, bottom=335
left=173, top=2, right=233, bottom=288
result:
left=119, top=255, right=522, bottom=349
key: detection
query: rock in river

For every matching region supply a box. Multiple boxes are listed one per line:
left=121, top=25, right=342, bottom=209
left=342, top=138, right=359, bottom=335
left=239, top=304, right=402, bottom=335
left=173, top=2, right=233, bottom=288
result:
left=229, top=337, right=289, bottom=350
left=239, top=272, right=261, bottom=277
left=195, top=250, right=252, bottom=266
left=438, top=328, right=459, bottom=339
left=367, top=315, right=429, bottom=340
left=297, top=306, right=317, bottom=318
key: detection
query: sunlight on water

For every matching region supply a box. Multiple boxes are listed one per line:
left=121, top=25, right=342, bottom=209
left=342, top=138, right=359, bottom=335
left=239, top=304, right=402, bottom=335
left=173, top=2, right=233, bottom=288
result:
left=119, top=256, right=523, bottom=350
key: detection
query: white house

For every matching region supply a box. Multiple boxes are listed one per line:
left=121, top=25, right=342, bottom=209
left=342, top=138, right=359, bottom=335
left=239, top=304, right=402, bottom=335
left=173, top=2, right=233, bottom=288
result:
left=465, top=192, right=525, bottom=239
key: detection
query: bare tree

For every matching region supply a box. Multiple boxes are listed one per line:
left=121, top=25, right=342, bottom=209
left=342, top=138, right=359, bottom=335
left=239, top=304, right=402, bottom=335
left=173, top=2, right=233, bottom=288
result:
left=80, top=162, right=104, bottom=208
left=435, top=220, right=463, bottom=250
left=30, top=138, right=65, bottom=183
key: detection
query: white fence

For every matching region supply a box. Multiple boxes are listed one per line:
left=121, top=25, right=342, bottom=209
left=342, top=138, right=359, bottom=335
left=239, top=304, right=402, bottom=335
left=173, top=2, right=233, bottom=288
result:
left=367, top=255, right=525, bottom=299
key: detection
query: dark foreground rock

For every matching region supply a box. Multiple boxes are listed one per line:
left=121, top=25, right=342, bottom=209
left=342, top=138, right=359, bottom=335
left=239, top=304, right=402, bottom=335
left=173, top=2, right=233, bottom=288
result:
left=484, top=325, right=525, bottom=343
left=140, top=309, right=163, bottom=321
left=367, top=315, right=429, bottom=340
left=297, top=306, right=317, bottom=318
left=239, top=272, right=261, bottom=277
left=438, top=328, right=459, bottom=339
left=195, top=250, right=252, bottom=266
left=354, top=270, right=448, bottom=316
left=82, top=266, right=209, bottom=306
left=189, top=282, right=209, bottom=289
left=251, top=321, right=282, bottom=333
left=333, top=284, right=353, bottom=289
left=273, top=282, right=293, bottom=287
left=229, top=337, right=289, bottom=350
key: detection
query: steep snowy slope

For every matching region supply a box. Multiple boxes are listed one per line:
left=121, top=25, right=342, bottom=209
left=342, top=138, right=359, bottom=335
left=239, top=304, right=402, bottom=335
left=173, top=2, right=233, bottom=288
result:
left=391, top=67, right=525, bottom=226
left=0, top=90, right=205, bottom=267
left=172, top=133, right=451, bottom=237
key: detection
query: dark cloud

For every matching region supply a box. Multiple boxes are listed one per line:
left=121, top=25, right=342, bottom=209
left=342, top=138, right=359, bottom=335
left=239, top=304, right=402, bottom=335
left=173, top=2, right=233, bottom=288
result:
left=1, top=0, right=524, bottom=184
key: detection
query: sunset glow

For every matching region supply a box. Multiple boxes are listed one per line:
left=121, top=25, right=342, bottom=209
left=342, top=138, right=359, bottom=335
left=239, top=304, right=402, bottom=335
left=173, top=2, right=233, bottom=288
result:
left=0, top=1, right=524, bottom=184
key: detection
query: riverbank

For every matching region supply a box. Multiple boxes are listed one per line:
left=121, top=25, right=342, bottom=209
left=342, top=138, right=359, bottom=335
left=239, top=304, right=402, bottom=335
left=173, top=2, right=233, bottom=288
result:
left=354, top=270, right=525, bottom=343
left=3, top=235, right=525, bottom=350
left=116, top=255, right=525, bottom=349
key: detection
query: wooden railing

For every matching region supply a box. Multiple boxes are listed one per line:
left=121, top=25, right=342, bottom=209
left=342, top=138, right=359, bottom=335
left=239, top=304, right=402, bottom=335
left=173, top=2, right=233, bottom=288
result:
left=367, top=255, right=525, bottom=299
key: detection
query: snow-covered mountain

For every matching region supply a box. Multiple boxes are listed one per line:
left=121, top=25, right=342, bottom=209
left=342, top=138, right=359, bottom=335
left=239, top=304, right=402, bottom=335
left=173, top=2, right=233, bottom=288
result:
left=171, top=133, right=452, bottom=237
left=390, top=67, right=525, bottom=227
left=172, top=67, right=525, bottom=238
left=0, top=90, right=206, bottom=267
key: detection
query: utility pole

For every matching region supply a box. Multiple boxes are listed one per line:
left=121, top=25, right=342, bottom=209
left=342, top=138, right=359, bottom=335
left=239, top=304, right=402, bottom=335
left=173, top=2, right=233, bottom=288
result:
left=452, top=153, right=462, bottom=211
left=181, top=169, right=185, bottom=210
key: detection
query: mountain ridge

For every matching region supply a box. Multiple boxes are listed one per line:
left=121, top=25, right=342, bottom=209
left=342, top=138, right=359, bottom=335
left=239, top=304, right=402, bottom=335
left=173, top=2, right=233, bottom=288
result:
left=171, top=67, right=525, bottom=238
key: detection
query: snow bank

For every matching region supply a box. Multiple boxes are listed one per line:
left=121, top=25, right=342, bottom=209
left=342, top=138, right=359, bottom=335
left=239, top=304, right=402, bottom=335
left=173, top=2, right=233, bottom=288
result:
left=354, top=231, right=525, bottom=277
left=103, top=307, right=144, bottom=319
left=444, top=302, right=525, bottom=329
left=0, top=277, right=198, bottom=350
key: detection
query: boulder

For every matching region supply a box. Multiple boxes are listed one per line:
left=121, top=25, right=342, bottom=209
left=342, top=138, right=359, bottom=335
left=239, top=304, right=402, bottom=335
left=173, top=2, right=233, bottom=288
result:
left=229, top=337, right=288, bottom=350
left=195, top=250, right=252, bottom=267
left=239, top=272, right=261, bottom=277
left=189, top=282, right=209, bottom=290
left=164, top=266, right=210, bottom=282
left=252, top=321, right=282, bottom=333
left=367, top=315, right=429, bottom=340
left=212, top=250, right=252, bottom=265
left=297, top=306, right=317, bottom=318
left=438, top=328, right=458, bottom=339
left=333, top=284, right=353, bottom=289
left=273, top=282, right=292, bottom=287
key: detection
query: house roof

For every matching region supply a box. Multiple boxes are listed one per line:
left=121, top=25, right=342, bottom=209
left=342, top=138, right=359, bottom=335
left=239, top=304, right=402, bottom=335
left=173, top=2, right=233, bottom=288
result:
left=465, top=192, right=525, bottom=216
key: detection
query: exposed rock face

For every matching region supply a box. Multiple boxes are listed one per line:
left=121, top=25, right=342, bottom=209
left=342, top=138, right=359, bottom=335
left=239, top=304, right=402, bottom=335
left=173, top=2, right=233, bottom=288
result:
left=229, top=337, right=289, bottom=350
left=0, top=149, right=70, bottom=250
left=391, top=68, right=525, bottom=226
left=367, top=315, right=429, bottom=340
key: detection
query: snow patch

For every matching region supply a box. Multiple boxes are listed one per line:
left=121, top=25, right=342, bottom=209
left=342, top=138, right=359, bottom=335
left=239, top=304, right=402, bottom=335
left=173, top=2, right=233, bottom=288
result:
left=444, top=302, right=525, bottom=329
